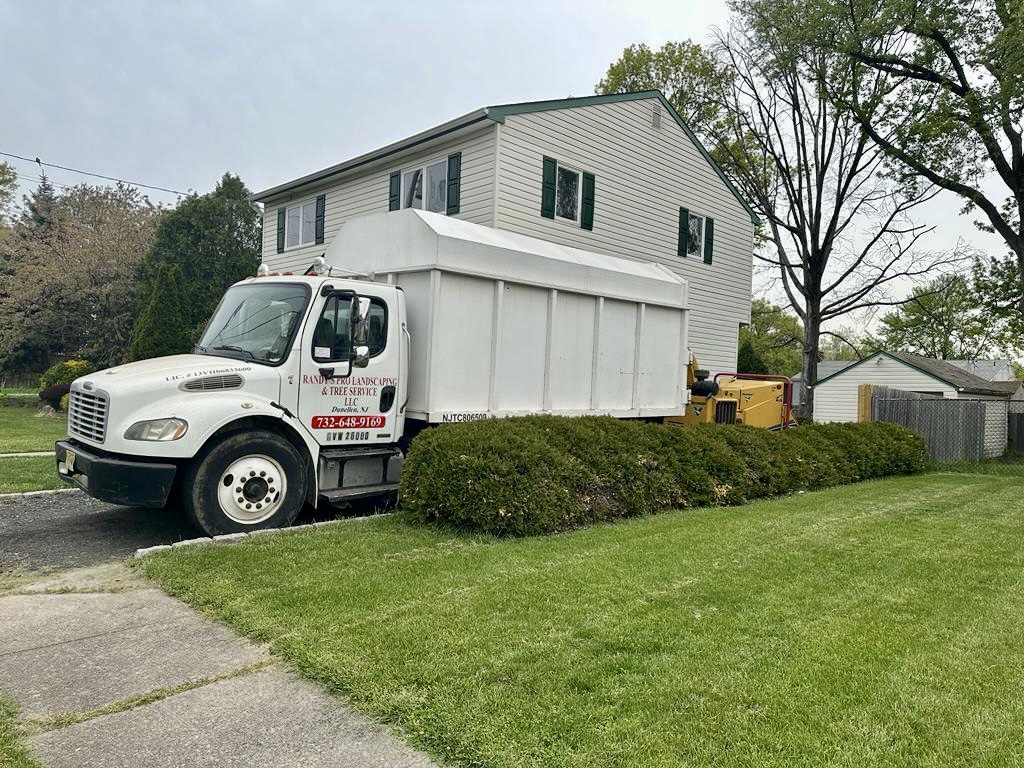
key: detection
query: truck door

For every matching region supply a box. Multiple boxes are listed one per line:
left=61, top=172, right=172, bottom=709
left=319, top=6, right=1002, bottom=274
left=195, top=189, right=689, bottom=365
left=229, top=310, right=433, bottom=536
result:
left=297, top=287, right=402, bottom=447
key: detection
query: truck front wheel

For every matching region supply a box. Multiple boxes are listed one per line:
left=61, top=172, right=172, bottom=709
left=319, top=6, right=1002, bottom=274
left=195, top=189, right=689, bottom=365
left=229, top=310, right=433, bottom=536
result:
left=183, top=430, right=308, bottom=536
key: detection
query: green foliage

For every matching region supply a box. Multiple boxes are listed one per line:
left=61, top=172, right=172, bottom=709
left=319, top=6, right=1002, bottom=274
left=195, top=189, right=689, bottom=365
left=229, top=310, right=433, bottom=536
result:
left=58, top=393, right=69, bottom=412
left=0, top=162, right=16, bottom=237
left=876, top=273, right=1015, bottom=360
left=401, top=416, right=927, bottom=536
left=135, top=173, right=261, bottom=339
left=595, top=41, right=733, bottom=143
left=126, top=264, right=191, bottom=361
left=0, top=181, right=162, bottom=371
left=39, top=359, right=95, bottom=389
left=779, top=0, right=1024, bottom=315
left=737, top=299, right=802, bottom=375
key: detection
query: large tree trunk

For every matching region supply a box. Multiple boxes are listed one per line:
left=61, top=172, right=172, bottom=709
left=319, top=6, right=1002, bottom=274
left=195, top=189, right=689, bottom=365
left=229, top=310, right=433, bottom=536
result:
left=798, top=306, right=820, bottom=421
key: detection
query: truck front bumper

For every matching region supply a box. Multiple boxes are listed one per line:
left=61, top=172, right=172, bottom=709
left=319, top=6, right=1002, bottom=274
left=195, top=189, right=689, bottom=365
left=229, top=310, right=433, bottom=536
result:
left=55, top=440, right=177, bottom=508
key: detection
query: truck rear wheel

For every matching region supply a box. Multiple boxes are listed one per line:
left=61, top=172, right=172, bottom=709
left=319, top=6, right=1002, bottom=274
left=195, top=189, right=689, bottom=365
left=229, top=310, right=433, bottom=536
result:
left=183, top=430, right=308, bottom=536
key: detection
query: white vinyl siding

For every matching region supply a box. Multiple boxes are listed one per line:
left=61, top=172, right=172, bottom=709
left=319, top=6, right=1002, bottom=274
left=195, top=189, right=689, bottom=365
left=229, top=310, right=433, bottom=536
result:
left=494, top=97, right=753, bottom=376
left=813, top=356, right=959, bottom=423
left=262, top=126, right=496, bottom=273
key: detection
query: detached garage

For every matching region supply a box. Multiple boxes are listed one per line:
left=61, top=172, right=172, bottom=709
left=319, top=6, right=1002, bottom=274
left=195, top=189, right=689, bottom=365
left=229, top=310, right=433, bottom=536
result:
left=813, top=351, right=1011, bottom=423
left=813, top=351, right=1013, bottom=459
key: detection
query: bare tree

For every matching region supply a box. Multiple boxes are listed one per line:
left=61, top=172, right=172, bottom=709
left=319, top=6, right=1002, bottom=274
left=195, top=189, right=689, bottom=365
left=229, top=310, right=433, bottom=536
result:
left=711, top=13, right=961, bottom=416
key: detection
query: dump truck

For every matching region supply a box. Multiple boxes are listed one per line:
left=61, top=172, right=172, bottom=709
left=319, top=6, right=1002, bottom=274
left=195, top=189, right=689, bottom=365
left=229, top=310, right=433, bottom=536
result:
left=55, top=210, right=691, bottom=535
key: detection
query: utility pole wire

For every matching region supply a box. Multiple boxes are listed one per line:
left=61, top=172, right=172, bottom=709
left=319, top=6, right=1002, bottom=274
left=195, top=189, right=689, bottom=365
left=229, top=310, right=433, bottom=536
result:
left=0, top=151, right=189, bottom=196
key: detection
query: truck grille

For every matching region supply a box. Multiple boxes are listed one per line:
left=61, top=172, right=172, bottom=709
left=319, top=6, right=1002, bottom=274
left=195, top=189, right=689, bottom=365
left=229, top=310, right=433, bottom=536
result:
left=715, top=400, right=738, bottom=424
left=68, top=389, right=109, bottom=443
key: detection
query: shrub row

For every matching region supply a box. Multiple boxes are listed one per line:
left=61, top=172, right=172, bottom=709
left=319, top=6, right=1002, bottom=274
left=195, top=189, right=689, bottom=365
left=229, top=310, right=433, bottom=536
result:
left=400, top=416, right=927, bottom=536
left=38, top=360, right=95, bottom=410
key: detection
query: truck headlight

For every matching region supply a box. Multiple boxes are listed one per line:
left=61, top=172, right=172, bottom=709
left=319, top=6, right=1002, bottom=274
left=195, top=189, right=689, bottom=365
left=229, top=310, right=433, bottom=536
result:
left=124, top=418, right=188, bottom=441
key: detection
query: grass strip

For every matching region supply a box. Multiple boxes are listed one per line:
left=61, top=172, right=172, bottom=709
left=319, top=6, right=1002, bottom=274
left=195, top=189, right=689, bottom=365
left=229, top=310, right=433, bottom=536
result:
left=0, top=457, right=62, bottom=494
left=0, top=697, right=41, bottom=768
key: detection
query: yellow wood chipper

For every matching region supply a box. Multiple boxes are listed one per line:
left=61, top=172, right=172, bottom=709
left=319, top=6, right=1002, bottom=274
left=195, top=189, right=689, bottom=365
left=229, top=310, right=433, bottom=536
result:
left=665, top=353, right=797, bottom=431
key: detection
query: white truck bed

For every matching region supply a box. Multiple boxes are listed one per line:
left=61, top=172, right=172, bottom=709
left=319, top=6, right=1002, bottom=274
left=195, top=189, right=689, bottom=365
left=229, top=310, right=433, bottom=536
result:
left=323, top=210, right=688, bottom=422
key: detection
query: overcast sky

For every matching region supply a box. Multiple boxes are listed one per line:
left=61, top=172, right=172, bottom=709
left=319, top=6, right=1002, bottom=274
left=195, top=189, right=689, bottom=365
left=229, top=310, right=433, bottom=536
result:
left=2, top=0, right=1004, bottom=310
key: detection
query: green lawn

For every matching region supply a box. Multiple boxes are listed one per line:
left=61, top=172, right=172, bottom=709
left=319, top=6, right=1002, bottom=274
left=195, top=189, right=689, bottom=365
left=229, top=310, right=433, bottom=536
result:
left=0, top=456, right=62, bottom=494
left=141, top=471, right=1024, bottom=767
left=0, top=697, right=39, bottom=768
left=0, top=408, right=66, bottom=453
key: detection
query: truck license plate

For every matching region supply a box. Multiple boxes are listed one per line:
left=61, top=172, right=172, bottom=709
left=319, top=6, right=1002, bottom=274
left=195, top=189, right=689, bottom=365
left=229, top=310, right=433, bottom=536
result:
left=65, top=450, right=76, bottom=473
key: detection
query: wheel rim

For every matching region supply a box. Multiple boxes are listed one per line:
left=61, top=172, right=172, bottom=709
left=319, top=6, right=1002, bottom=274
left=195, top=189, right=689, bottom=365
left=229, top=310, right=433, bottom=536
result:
left=216, top=454, right=288, bottom=525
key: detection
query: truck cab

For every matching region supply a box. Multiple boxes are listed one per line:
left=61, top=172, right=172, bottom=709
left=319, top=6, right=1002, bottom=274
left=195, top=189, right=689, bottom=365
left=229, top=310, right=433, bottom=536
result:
left=56, top=268, right=409, bottom=535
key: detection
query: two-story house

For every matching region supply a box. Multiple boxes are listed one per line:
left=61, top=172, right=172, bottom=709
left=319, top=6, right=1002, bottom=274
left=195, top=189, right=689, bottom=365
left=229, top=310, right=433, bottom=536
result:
left=253, top=91, right=758, bottom=375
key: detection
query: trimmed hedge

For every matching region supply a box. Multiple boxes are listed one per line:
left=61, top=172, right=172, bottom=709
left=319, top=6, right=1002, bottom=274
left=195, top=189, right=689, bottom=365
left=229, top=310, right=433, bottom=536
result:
left=400, top=416, right=927, bottom=536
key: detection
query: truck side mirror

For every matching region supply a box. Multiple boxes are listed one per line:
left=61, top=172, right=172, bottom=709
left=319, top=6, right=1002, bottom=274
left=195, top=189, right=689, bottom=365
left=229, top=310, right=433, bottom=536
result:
left=352, top=345, right=370, bottom=369
left=351, top=297, right=372, bottom=345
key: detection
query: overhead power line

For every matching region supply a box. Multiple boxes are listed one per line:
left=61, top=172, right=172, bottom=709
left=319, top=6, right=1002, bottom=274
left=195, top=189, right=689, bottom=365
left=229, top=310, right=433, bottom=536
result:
left=0, top=151, right=188, bottom=196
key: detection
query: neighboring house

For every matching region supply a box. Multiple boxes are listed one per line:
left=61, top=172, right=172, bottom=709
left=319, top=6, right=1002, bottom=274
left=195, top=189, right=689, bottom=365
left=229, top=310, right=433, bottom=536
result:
left=793, top=357, right=1017, bottom=407
left=812, top=350, right=1011, bottom=422
left=252, top=91, right=757, bottom=376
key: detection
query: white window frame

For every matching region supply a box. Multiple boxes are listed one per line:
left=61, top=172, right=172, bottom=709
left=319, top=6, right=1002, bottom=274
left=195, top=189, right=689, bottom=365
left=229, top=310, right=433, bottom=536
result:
left=554, top=162, right=583, bottom=224
left=687, top=210, right=707, bottom=257
left=397, top=157, right=449, bottom=214
left=284, top=198, right=318, bottom=251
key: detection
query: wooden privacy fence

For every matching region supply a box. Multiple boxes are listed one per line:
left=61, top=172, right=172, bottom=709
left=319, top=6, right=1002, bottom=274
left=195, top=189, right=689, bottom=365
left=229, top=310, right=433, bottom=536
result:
left=860, top=385, right=1008, bottom=463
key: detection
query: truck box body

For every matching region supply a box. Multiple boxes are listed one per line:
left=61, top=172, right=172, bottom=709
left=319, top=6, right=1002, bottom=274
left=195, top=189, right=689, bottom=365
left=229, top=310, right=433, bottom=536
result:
left=322, top=210, right=689, bottom=422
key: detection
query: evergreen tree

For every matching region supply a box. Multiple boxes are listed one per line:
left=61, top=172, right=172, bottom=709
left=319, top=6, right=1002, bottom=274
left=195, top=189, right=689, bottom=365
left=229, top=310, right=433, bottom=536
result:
left=125, top=264, right=191, bottom=361
left=135, top=173, right=260, bottom=338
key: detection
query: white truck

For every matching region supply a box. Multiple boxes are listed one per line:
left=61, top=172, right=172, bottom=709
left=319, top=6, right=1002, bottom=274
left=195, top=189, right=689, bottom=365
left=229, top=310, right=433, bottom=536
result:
left=55, top=210, right=689, bottom=535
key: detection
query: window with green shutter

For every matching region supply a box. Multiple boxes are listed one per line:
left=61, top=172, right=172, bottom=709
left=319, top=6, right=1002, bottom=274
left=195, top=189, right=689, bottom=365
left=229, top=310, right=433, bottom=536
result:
left=388, top=171, right=401, bottom=211
left=541, top=156, right=557, bottom=219
left=314, top=194, right=325, bottom=245
left=446, top=152, right=461, bottom=215
left=678, top=208, right=713, bottom=263
left=677, top=207, right=688, bottom=257
left=581, top=172, right=595, bottom=231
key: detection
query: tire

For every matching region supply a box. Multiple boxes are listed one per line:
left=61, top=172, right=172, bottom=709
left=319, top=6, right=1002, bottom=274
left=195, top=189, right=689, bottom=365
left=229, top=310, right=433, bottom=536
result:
left=182, top=429, right=308, bottom=536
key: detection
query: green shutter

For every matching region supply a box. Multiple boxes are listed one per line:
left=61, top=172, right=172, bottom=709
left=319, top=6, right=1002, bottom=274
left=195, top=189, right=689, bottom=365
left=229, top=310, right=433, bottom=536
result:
left=677, top=207, right=689, bottom=257
left=276, top=207, right=286, bottom=253
left=540, top=156, right=556, bottom=219
left=446, top=152, right=462, bottom=215
left=314, top=194, right=326, bottom=244
left=580, top=172, right=595, bottom=231
left=388, top=171, right=401, bottom=211
left=704, top=217, right=714, bottom=264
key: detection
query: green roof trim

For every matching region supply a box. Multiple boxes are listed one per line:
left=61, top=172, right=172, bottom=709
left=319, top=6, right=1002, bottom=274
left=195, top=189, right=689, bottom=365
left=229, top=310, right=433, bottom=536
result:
left=485, top=91, right=761, bottom=226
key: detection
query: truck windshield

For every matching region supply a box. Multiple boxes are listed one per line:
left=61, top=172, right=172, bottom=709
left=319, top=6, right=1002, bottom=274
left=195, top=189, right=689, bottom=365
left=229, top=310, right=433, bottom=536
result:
left=196, top=282, right=310, bottom=365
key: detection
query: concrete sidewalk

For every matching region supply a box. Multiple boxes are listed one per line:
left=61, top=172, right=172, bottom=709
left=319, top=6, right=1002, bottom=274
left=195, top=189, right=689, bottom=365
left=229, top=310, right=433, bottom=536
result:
left=1, top=564, right=434, bottom=768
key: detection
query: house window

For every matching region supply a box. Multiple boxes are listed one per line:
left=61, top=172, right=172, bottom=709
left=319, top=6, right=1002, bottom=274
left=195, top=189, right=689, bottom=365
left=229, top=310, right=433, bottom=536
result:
left=555, top=164, right=581, bottom=222
left=401, top=160, right=448, bottom=214
left=677, top=207, right=714, bottom=264
left=285, top=199, right=317, bottom=249
left=687, top=213, right=705, bottom=257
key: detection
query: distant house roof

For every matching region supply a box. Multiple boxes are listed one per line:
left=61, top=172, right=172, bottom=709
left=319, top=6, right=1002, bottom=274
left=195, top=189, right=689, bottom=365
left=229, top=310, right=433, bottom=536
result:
left=791, top=360, right=857, bottom=384
left=251, top=91, right=760, bottom=225
left=816, top=351, right=1010, bottom=396
left=946, top=359, right=1014, bottom=381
